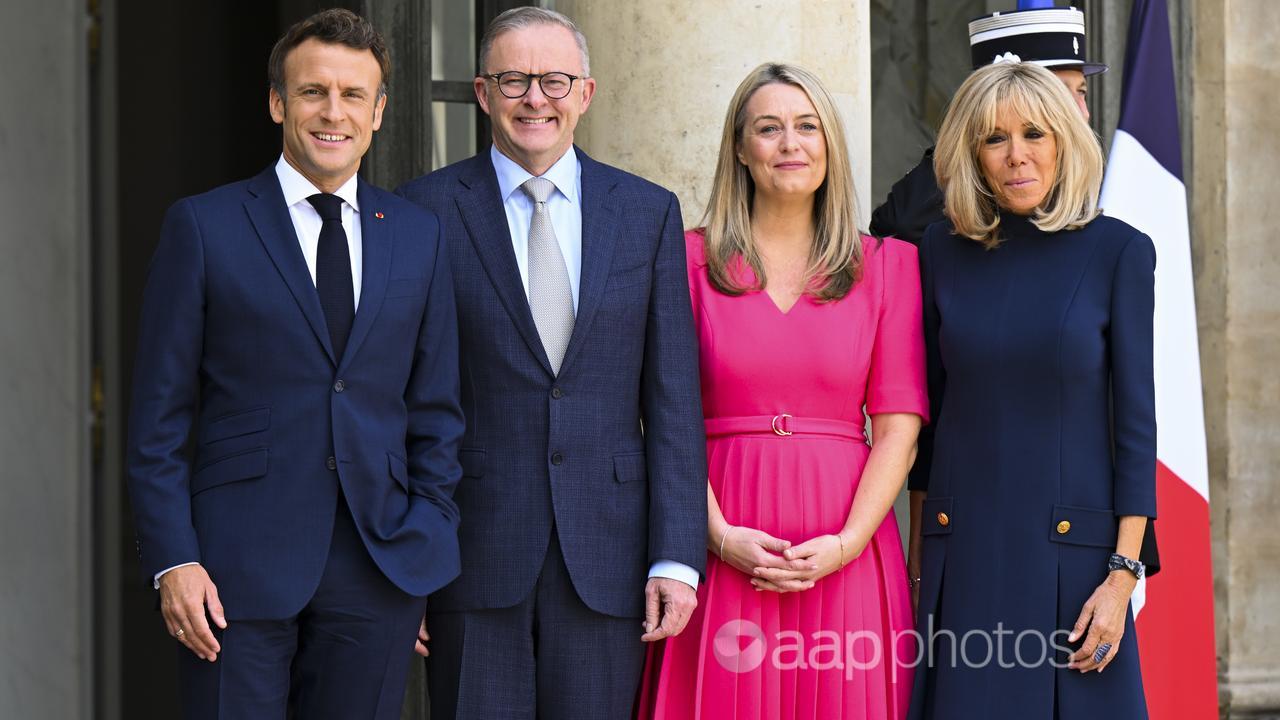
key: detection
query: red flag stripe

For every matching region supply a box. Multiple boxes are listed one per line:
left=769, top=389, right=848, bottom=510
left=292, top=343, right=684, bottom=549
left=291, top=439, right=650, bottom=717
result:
left=1137, top=460, right=1218, bottom=718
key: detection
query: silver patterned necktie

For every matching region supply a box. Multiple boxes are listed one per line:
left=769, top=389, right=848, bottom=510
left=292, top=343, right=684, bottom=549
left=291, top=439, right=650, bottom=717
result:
left=520, top=177, right=575, bottom=375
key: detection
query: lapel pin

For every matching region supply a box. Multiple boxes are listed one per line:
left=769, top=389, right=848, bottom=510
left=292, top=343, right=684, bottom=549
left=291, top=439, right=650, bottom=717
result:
left=375, top=211, right=385, bottom=219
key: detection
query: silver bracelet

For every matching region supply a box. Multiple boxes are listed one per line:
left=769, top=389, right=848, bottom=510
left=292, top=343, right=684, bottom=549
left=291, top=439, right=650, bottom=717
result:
left=718, top=526, right=738, bottom=559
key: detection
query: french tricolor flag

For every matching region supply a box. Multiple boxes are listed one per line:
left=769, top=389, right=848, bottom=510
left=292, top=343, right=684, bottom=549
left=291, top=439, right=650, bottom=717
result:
left=1097, top=0, right=1218, bottom=717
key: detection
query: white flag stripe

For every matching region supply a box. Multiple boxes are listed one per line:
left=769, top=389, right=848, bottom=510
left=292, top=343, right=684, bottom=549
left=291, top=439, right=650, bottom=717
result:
left=1100, top=130, right=1210, bottom=502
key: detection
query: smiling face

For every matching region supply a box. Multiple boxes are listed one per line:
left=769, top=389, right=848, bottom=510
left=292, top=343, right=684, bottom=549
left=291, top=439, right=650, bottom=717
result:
left=475, top=24, right=595, bottom=176
left=269, top=38, right=385, bottom=193
left=737, top=82, right=827, bottom=203
left=978, top=102, right=1058, bottom=215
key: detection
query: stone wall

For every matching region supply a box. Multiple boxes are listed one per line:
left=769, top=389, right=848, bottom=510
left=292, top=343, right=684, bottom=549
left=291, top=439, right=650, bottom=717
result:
left=0, top=1, right=93, bottom=717
left=555, top=0, right=871, bottom=230
left=1196, top=1, right=1280, bottom=716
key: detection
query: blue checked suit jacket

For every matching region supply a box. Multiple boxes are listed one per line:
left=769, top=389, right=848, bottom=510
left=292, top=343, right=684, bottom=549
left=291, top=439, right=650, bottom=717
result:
left=397, top=148, right=707, bottom=618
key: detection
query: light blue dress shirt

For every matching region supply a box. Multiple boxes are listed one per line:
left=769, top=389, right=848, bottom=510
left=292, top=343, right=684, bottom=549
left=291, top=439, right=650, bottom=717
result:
left=490, top=146, right=699, bottom=591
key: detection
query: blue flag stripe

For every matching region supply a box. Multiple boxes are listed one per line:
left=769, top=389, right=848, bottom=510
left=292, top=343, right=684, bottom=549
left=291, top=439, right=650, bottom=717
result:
left=1115, top=0, right=1184, bottom=182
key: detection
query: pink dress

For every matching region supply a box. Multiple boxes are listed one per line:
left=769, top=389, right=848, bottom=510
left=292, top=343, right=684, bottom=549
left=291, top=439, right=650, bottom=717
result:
left=637, top=230, right=929, bottom=720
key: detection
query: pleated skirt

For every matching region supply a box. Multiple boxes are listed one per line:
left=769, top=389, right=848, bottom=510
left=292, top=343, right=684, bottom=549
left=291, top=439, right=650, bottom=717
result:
left=638, top=432, right=916, bottom=720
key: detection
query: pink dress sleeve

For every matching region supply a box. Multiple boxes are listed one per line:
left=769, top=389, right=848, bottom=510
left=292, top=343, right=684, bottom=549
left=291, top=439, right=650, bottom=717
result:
left=864, top=236, right=930, bottom=423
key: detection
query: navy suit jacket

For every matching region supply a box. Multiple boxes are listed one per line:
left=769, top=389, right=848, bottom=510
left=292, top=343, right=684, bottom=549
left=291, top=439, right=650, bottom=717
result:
left=126, top=165, right=465, bottom=620
left=396, top=148, right=707, bottom=618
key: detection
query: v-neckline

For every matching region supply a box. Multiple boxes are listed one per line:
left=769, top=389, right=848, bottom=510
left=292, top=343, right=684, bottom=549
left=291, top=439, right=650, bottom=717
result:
left=763, top=289, right=803, bottom=316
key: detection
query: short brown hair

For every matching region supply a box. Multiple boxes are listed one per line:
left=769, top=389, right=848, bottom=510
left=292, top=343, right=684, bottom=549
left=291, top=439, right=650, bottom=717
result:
left=269, top=9, right=390, bottom=100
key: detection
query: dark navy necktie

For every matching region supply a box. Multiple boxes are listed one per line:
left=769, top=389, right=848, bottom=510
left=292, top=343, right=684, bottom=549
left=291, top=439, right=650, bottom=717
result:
left=306, top=193, right=354, bottom=360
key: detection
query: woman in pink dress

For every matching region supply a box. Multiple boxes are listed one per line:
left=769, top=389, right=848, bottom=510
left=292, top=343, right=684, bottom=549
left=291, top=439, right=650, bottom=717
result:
left=637, top=63, right=928, bottom=720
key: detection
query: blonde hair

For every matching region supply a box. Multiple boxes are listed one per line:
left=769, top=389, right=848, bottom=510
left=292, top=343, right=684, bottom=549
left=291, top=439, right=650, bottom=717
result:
left=702, top=63, right=863, bottom=300
left=934, top=62, right=1103, bottom=248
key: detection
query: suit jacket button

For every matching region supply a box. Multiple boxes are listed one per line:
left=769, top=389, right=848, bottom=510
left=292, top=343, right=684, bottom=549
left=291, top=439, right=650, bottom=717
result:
left=551, top=452, right=563, bottom=466
left=937, top=512, right=950, bottom=527
left=333, top=380, right=345, bottom=393
left=1057, top=520, right=1071, bottom=535
left=551, top=387, right=563, bottom=399
left=326, top=456, right=337, bottom=470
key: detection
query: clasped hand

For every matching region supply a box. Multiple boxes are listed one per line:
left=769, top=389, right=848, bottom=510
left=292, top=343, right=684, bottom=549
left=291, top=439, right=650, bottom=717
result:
left=720, top=527, right=854, bottom=593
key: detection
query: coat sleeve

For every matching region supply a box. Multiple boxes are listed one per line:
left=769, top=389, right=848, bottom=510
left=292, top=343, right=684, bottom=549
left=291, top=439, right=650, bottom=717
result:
left=907, top=229, right=946, bottom=493
left=1109, top=232, right=1158, bottom=518
left=125, top=198, right=206, bottom=582
left=403, top=212, right=465, bottom=526
left=642, top=192, right=709, bottom=577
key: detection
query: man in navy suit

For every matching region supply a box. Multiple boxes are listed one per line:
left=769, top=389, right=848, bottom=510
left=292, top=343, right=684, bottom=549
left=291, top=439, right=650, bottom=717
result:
left=125, top=10, right=463, bottom=718
left=397, top=7, right=707, bottom=718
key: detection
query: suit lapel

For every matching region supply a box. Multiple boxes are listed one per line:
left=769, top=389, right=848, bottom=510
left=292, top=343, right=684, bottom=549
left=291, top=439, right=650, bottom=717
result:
left=340, top=177, right=391, bottom=370
left=455, top=155, right=555, bottom=375
left=244, top=166, right=336, bottom=365
left=559, top=150, right=620, bottom=376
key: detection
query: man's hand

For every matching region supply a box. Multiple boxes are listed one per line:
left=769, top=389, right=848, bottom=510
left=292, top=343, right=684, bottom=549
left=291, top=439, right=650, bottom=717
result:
left=414, top=615, right=430, bottom=658
left=641, top=577, right=697, bottom=642
left=158, top=564, right=226, bottom=662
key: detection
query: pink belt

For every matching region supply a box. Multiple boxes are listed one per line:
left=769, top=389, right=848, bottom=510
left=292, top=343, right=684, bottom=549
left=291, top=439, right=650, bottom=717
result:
left=704, top=414, right=866, bottom=442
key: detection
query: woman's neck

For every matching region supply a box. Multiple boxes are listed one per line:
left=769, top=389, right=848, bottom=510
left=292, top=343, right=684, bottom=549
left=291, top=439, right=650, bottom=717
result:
left=751, top=191, right=816, bottom=254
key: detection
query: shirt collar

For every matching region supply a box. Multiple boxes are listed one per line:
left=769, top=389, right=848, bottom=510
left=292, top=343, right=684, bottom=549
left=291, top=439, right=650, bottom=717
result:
left=274, top=154, right=361, bottom=213
left=490, top=145, right=579, bottom=206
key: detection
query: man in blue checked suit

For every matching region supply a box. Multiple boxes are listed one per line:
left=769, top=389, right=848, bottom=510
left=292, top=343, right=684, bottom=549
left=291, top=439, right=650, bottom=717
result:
left=397, top=7, right=707, bottom=719
left=125, top=10, right=463, bottom=718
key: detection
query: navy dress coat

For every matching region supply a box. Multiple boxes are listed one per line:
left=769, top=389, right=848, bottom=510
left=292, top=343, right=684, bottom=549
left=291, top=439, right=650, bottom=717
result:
left=395, top=148, right=707, bottom=620
left=907, top=213, right=1157, bottom=719
left=126, top=167, right=466, bottom=620
left=872, top=150, right=1163, bottom=573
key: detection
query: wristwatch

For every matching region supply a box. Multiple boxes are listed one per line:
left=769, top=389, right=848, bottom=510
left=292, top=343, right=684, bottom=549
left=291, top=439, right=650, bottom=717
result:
left=1107, top=553, right=1145, bottom=580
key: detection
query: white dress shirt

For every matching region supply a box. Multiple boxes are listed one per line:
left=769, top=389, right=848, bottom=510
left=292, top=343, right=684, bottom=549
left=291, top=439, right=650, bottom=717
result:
left=275, top=154, right=364, bottom=310
left=491, top=146, right=699, bottom=592
left=153, top=157, right=365, bottom=588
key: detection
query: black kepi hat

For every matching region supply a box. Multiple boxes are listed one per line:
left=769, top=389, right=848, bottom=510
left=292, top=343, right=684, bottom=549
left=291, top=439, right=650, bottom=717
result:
left=969, top=6, right=1108, bottom=75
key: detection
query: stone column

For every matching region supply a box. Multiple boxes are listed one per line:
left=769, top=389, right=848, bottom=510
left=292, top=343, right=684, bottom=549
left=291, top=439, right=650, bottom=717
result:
left=555, top=0, right=872, bottom=228
left=0, top=1, right=94, bottom=718
left=1194, top=0, right=1280, bottom=716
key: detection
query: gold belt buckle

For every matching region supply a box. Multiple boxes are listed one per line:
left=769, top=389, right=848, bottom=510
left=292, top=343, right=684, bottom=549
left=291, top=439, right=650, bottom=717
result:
left=771, top=413, right=793, bottom=436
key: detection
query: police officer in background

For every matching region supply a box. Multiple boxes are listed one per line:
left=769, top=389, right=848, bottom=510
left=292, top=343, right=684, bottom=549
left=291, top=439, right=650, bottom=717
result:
left=873, top=5, right=1161, bottom=575
left=872, top=6, right=1104, bottom=246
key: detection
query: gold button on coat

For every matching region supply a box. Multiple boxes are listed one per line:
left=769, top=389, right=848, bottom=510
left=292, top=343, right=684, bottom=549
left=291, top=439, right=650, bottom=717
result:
left=937, top=512, right=950, bottom=527
left=1056, top=520, right=1071, bottom=534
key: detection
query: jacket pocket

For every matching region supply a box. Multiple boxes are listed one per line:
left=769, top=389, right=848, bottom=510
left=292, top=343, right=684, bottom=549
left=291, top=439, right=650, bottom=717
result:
left=200, top=406, right=270, bottom=444
left=389, top=452, right=409, bottom=491
left=191, top=448, right=269, bottom=495
left=459, top=448, right=486, bottom=479
left=1047, top=504, right=1118, bottom=548
left=613, top=452, right=647, bottom=484
left=921, top=496, right=954, bottom=536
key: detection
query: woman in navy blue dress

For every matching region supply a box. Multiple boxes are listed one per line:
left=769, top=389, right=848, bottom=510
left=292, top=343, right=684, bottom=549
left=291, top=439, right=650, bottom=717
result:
left=906, top=61, right=1155, bottom=719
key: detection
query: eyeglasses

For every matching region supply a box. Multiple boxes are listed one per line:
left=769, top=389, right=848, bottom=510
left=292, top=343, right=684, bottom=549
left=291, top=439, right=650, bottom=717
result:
left=481, top=71, right=584, bottom=100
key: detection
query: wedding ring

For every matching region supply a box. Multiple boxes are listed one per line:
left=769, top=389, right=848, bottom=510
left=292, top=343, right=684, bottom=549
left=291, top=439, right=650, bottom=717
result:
left=175, top=628, right=185, bottom=638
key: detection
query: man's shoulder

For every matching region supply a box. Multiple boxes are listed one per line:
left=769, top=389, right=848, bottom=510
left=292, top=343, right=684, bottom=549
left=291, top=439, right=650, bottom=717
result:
left=584, top=156, right=673, bottom=205
left=174, top=173, right=262, bottom=212
left=395, top=155, right=483, bottom=204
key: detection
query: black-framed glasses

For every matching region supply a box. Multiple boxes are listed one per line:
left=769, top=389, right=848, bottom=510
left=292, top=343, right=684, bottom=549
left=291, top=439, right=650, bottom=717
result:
left=481, top=71, right=584, bottom=100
